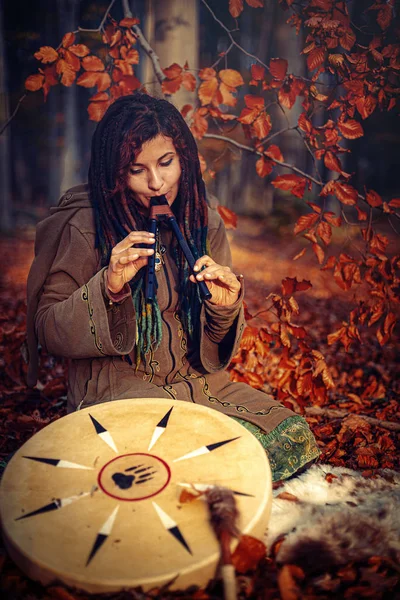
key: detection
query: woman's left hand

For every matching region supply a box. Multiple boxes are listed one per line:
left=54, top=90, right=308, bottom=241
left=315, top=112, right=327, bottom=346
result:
left=190, top=255, right=241, bottom=306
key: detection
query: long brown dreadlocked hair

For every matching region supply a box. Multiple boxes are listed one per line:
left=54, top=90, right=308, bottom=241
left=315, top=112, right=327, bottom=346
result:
left=88, top=92, right=209, bottom=363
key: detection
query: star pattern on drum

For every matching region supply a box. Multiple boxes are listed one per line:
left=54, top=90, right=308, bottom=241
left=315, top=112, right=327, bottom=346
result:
left=13, top=407, right=252, bottom=569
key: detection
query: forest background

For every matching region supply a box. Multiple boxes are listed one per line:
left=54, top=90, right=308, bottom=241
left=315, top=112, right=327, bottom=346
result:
left=0, top=0, right=399, bottom=598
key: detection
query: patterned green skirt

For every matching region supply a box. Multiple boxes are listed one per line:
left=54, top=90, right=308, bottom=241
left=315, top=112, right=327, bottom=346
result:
left=232, top=415, right=320, bottom=482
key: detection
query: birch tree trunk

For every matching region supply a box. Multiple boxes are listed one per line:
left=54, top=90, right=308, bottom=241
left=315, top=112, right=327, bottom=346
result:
left=143, top=0, right=199, bottom=109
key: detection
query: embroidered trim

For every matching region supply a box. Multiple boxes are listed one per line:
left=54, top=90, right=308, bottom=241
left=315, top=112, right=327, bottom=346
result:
left=142, top=349, right=160, bottom=384
left=176, top=370, right=282, bottom=417
left=81, top=285, right=106, bottom=355
left=232, top=415, right=321, bottom=482
left=163, top=384, right=178, bottom=399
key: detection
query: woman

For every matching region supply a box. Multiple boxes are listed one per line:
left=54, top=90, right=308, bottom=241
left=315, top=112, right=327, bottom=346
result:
left=26, top=92, right=320, bottom=481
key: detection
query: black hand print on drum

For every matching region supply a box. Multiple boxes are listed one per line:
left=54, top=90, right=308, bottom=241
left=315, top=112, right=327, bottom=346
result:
left=112, top=464, right=157, bottom=490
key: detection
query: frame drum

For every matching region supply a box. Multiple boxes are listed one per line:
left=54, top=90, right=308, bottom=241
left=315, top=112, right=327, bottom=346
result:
left=0, top=398, right=272, bottom=593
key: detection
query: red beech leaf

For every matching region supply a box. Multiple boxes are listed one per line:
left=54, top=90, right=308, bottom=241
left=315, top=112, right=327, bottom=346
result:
left=163, top=63, right=182, bottom=79
left=161, top=76, right=182, bottom=95
left=270, top=58, right=288, bottom=80
left=61, top=32, right=75, bottom=48
left=191, top=109, right=208, bottom=139
left=241, top=326, right=259, bottom=350
left=251, top=64, right=265, bottom=80
left=25, top=74, right=45, bottom=92
left=272, top=174, right=306, bottom=199
left=256, top=157, right=273, bottom=178
left=324, top=212, right=342, bottom=227
left=324, top=151, right=342, bottom=174
left=338, top=119, right=364, bottom=139
left=229, top=0, right=244, bottom=18
left=312, top=243, right=325, bottom=264
left=265, top=144, right=283, bottom=162
left=119, top=17, right=140, bottom=27
left=244, top=94, right=265, bottom=110
left=317, top=221, right=332, bottom=245
left=355, top=205, right=368, bottom=221
left=293, top=248, right=307, bottom=261
left=34, top=46, right=59, bottom=64
left=217, top=205, right=238, bottom=230
left=182, top=72, right=196, bottom=92
left=389, top=198, right=400, bottom=208
left=366, top=189, right=383, bottom=207
left=82, top=55, right=106, bottom=72
left=293, top=213, right=319, bottom=235
left=219, top=68, right=244, bottom=88
left=198, top=77, right=218, bottom=106
left=334, top=182, right=358, bottom=205
left=232, top=535, right=266, bottom=573
left=307, top=47, right=325, bottom=71
left=281, top=277, right=312, bottom=295
left=68, top=44, right=90, bottom=58
left=246, top=0, right=264, bottom=7
left=253, top=113, right=272, bottom=139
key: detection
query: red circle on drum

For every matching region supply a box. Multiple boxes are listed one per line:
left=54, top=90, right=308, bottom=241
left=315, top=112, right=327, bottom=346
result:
left=97, top=453, right=171, bottom=501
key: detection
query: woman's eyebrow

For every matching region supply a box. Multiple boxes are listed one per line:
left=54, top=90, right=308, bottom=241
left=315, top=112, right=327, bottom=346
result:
left=131, top=151, right=175, bottom=166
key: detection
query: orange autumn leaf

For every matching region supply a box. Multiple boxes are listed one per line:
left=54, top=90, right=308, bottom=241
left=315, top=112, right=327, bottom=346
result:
left=182, top=72, right=196, bottom=92
left=68, top=44, right=90, bottom=58
left=25, top=74, right=44, bottom=92
left=82, top=55, right=105, bottom=72
left=88, top=100, right=110, bottom=122
left=198, top=77, right=218, bottom=106
left=229, top=0, right=243, bottom=18
left=61, top=32, right=75, bottom=48
left=246, top=0, right=264, bottom=7
left=244, top=371, right=264, bottom=388
left=64, top=49, right=80, bottom=72
left=253, top=112, right=272, bottom=139
left=56, top=59, right=76, bottom=86
left=389, top=198, right=400, bottom=208
left=219, top=68, right=244, bottom=88
left=324, top=211, right=342, bottom=227
left=338, top=119, right=364, bottom=139
left=162, top=63, right=182, bottom=79
left=217, top=205, right=238, bottom=230
left=119, top=17, right=140, bottom=27
left=191, top=108, right=208, bottom=139
left=218, top=82, right=238, bottom=107
left=34, top=46, right=59, bottom=64
left=241, top=326, right=259, bottom=350
left=77, top=72, right=111, bottom=92
left=272, top=174, right=307, bottom=199
left=162, top=76, right=182, bottom=95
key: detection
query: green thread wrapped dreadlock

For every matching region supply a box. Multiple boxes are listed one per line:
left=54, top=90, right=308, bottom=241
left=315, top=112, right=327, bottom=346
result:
left=88, top=93, right=208, bottom=364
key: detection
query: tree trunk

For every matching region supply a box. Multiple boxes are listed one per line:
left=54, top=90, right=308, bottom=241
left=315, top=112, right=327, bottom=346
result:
left=0, top=2, right=12, bottom=231
left=143, top=0, right=199, bottom=109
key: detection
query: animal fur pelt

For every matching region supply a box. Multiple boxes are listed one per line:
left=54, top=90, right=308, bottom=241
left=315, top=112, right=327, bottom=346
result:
left=265, top=464, right=400, bottom=574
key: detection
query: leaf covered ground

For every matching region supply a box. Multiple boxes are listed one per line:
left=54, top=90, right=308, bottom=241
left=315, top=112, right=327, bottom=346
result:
left=0, top=226, right=399, bottom=599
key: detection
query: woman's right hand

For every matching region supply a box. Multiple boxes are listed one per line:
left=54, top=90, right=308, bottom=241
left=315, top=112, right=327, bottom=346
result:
left=106, top=231, right=155, bottom=294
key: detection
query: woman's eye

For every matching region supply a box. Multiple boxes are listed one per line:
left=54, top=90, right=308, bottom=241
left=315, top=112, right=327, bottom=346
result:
left=160, top=158, right=173, bottom=167
left=129, top=168, right=143, bottom=175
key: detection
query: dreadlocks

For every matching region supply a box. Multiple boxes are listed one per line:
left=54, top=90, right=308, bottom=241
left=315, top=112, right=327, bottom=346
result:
left=88, top=93, right=209, bottom=364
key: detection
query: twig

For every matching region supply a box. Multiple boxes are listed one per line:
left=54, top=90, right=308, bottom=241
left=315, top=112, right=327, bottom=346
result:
left=305, top=406, right=400, bottom=432
left=0, top=94, right=27, bottom=136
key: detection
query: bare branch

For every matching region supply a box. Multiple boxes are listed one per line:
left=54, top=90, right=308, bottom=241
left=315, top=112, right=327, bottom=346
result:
left=305, top=406, right=400, bottom=433
left=0, top=94, right=27, bottom=136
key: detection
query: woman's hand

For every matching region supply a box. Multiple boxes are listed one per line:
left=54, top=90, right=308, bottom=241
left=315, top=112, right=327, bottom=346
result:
left=190, top=255, right=241, bottom=306
left=106, top=231, right=155, bottom=294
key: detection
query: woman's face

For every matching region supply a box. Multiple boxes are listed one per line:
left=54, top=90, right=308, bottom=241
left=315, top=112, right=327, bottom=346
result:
left=126, top=134, right=182, bottom=210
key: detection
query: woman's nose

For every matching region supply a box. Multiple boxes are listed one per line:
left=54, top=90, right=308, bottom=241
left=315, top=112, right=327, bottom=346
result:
left=148, top=168, right=163, bottom=191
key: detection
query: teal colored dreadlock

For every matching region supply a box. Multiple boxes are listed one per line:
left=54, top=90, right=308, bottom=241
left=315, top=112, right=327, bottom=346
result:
left=88, top=93, right=208, bottom=364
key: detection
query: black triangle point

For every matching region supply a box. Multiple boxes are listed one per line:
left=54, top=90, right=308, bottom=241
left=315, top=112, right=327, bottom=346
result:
left=157, top=406, right=173, bottom=428
left=169, top=526, right=192, bottom=554
left=86, top=533, right=108, bottom=566
left=206, top=436, right=241, bottom=452
left=15, top=500, right=61, bottom=521
left=23, top=456, right=60, bottom=466
left=89, top=414, right=107, bottom=434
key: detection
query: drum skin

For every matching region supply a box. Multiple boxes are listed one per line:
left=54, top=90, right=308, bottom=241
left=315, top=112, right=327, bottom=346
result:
left=0, top=398, right=272, bottom=593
